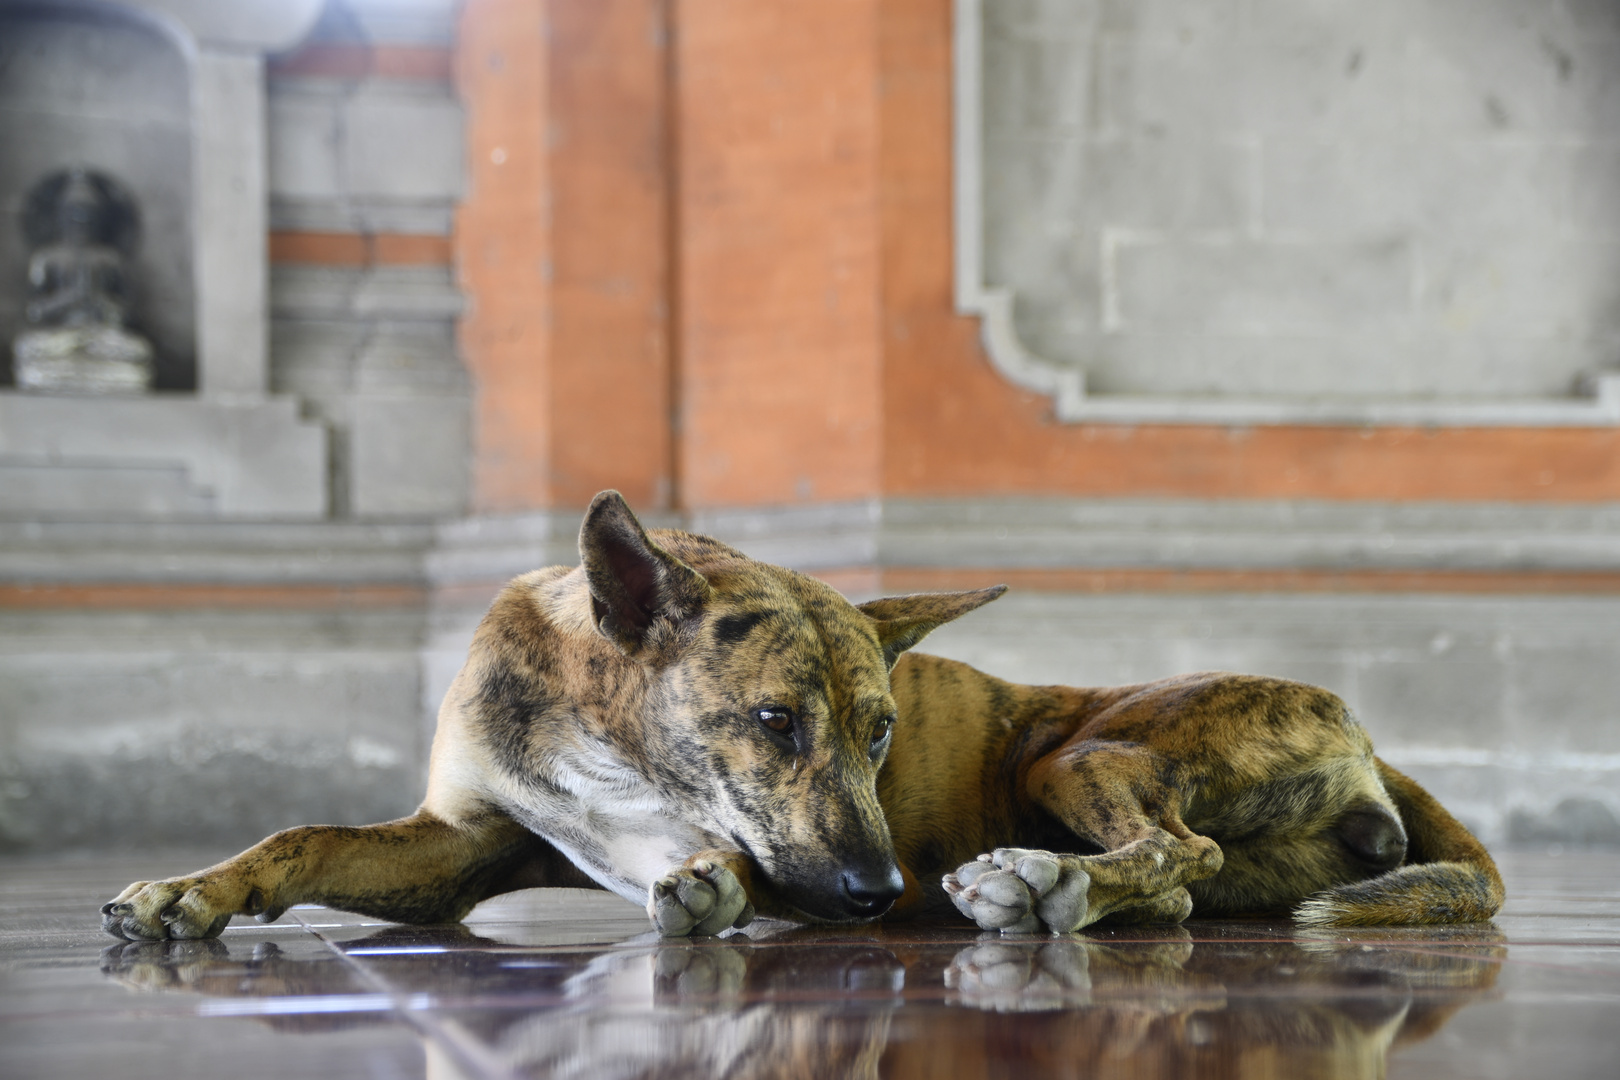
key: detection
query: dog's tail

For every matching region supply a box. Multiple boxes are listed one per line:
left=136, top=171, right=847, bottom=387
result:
left=1294, top=759, right=1504, bottom=927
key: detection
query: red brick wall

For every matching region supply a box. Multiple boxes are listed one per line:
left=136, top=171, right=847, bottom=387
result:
left=454, top=0, right=1620, bottom=514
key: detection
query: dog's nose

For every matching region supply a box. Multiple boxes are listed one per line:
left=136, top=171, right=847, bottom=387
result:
left=1336, top=806, right=1407, bottom=871
left=840, top=865, right=905, bottom=917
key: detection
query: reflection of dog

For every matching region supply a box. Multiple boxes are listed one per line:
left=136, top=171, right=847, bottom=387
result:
left=102, top=490, right=1502, bottom=941
left=99, top=924, right=1505, bottom=1080
left=936, top=931, right=1505, bottom=1078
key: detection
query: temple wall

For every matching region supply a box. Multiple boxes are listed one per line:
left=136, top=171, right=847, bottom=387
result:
left=0, top=0, right=1616, bottom=852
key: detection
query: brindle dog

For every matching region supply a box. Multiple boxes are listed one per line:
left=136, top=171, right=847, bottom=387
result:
left=101, top=491, right=1502, bottom=941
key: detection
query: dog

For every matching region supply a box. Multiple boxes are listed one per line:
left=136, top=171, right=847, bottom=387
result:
left=101, top=490, right=1502, bottom=941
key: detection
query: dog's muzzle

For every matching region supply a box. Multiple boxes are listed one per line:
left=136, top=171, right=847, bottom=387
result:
left=839, top=864, right=905, bottom=919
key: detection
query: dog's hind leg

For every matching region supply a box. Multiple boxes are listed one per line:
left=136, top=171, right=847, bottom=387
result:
left=944, top=741, right=1223, bottom=933
left=1293, top=759, right=1503, bottom=926
left=102, top=809, right=594, bottom=940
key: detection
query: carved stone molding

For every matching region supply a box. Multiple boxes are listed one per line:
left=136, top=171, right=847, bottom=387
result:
left=952, top=0, right=1620, bottom=427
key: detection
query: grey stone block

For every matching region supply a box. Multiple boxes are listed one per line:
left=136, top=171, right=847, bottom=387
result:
left=350, top=396, right=469, bottom=517
left=1506, top=646, right=1620, bottom=756
left=267, top=89, right=342, bottom=201
left=1260, top=138, right=1571, bottom=243
left=1239, top=0, right=1405, bottom=135
left=192, top=48, right=270, bottom=396
left=1421, top=240, right=1620, bottom=339
left=691, top=500, right=883, bottom=570
left=1356, top=650, right=1512, bottom=751
left=0, top=394, right=326, bottom=519
left=268, top=197, right=454, bottom=235
left=983, top=33, right=1102, bottom=135
left=1112, top=238, right=1413, bottom=335
left=983, top=136, right=1252, bottom=344
left=0, top=519, right=433, bottom=585
left=343, top=84, right=464, bottom=201
left=875, top=497, right=1620, bottom=573
left=0, top=608, right=426, bottom=850
left=1094, top=10, right=1247, bottom=137
left=270, top=320, right=469, bottom=519
left=1399, top=0, right=1620, bottom=135
left=0, top=463, right=214, bottom=518
left=272, top=266, right=464, bottom=322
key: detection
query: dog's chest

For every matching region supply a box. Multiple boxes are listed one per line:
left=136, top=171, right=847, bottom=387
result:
left=514, top=742, right=713, bottom=901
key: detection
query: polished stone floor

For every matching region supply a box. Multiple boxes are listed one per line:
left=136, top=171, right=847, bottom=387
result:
left=2, top=850, right=1617, bottom=1079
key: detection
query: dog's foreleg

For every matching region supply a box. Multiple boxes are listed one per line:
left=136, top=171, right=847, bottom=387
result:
left=1293, top=759, right=1504, bottom=926
left=944, top=742, right=1223, bottom=933
left=101, top=809, right=586, bottom=940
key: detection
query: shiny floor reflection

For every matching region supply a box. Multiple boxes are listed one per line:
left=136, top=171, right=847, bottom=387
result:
left=3, top=851, right=1617, bottom=1078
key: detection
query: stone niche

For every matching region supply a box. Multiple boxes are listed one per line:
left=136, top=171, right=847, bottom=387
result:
left=0, top=3, right=194, bottom=389
left=0, top=0, right=328, bottom=519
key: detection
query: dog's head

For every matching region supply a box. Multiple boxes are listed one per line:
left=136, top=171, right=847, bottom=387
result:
left=579, top=490, right=1003, bottom=922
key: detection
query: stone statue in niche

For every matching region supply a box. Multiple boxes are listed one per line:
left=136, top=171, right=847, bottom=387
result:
left=11, top=167, right=154, bottom=394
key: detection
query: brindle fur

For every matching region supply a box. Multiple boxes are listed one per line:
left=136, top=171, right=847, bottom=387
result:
left=102, top=491, right=1502, bottom=942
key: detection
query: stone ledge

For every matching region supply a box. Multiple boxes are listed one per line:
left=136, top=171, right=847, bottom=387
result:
left=0, top=393, right=327, bottom=519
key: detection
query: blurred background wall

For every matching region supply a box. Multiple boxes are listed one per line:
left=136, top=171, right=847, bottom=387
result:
left=2, top=0, right=1618, bottom=853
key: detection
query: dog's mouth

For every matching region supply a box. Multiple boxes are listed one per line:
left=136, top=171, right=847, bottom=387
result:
left=733, top=834, right=904, bottom=921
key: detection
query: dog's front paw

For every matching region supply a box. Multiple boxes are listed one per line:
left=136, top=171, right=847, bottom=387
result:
left=942, top=848, right=1092, bottom=934
left=647, top=860, right=756, bottom=937
left=101, top=874, right=263, bottom=941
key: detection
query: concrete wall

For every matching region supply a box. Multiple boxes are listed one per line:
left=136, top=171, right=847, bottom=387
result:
left=3, top=0, right=1619, bottom=855
left=979, top=0, right=1620, bottom=402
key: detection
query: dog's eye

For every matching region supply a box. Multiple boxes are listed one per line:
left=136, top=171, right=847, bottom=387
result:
left=871, top=716, right=895, bottom=747
left=753, top=707, right=794, bottom=736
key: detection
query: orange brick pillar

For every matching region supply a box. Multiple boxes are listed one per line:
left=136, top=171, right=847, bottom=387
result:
left=673, top=0, right=885, bottom=509
left=456, top=0, right=554, bottom=511
left=457, top=0, right=674, bottom=513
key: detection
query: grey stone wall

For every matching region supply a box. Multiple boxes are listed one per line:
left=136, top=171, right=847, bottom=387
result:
left=0, top=606, right=427, bottom=850
left=980, top=0, right=1620, bottom=403
left=267, top=0, right=470, bottom=519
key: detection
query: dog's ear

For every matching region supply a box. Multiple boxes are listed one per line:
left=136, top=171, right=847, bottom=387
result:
left=856, top=586, right=1007, bottom=668
left=579, top=490, right=712, bottom=657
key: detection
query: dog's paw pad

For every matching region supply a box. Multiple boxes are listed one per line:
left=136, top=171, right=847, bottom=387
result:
left=101, top=878, right=236, bottom=941
left=946, top=849, right=1094, bottom=934
left=992, top=849, right=1061, bottom=897
left=945, top=867, right=1039, bottom=931
left=647, top=863, right=751, bottom=937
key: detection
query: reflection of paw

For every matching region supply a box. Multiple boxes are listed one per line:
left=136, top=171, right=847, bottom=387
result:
left=654, top=945, right=749, bottom=998
left=647, top=860, right=756, bottom=937
left=942, top=848, right=1091, bottom=933
left=944, top=939, right=1092, bottom=1011
left=101, top=875, right=263, bottom=941
left=100, top=938, right=230, bottom=992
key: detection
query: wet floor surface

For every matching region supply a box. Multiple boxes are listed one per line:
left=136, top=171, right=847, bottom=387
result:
left=2, top=850, right=1617, bottom=1079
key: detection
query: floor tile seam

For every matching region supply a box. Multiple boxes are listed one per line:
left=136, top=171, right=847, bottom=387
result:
left=292, top=912, right=517, bottom=1080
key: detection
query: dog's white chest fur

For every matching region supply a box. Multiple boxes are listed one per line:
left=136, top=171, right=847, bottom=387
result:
left=507, top=741, right=715, bottom=905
